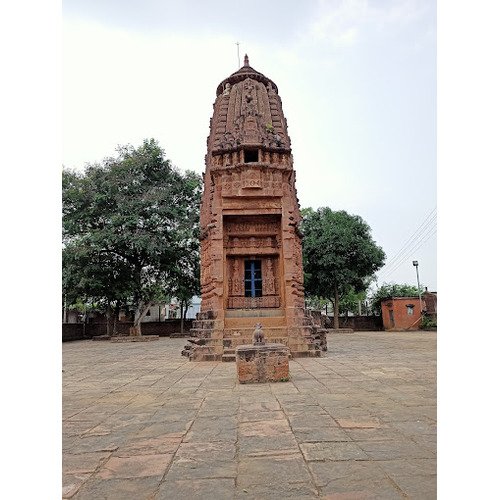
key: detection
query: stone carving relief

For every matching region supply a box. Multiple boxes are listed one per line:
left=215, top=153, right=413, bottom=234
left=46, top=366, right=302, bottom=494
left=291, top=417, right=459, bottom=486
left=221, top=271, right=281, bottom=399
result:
left=224, top=235, right=278, bottom=250
left=226, top=218, right=280, bottom=235
left=263, top=258, right=277, bottom=295
left=227, top=296, right=280, bottom=309
left=217, top=132, right=239, bottom=150
left=241, top=169, right=261, bottom=189
left=231, top=259, right=244, bottom=296
left=242, top=79, right=258, bottom=117
left=219, top=168, right=284, bottom=197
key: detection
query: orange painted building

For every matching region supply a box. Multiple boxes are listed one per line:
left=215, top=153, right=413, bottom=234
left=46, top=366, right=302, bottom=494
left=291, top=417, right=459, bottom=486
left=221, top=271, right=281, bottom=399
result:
left=381, top=297, right=422, bottom=331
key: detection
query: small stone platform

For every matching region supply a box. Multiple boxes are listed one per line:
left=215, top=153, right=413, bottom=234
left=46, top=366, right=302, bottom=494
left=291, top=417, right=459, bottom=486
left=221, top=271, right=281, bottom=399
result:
left=111, top=335, right=159, bottom=342
left=235, top=343, right=290, bottom=384
left=327, top=328, right=354, bottom=334
left=90, top=335, right=160, bottom=342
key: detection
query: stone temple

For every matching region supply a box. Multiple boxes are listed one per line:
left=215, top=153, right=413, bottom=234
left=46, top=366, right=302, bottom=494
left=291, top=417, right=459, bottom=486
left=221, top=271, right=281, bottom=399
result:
left=183, top=55, right=325, bottom=361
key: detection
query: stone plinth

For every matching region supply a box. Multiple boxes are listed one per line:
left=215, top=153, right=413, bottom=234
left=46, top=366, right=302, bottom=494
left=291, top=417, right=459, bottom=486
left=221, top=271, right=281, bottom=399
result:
left=110, top=335, right=159, bottom=342
left=235, top=343, right=289, bottom=384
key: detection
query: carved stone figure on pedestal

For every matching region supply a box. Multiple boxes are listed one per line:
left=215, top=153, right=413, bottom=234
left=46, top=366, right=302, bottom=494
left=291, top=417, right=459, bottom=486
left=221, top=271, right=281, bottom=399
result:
left=253, top=323, right=265, bottom=345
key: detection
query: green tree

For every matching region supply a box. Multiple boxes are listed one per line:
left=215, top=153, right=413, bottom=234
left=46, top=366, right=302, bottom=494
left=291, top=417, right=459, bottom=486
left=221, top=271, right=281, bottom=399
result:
left=339, top=287, right=368, bottom=317
left=369, top=283, right=423, bottom=315
left=62, top=139, right=202, bottom=335
left=301, top=207, right=386, bottom=329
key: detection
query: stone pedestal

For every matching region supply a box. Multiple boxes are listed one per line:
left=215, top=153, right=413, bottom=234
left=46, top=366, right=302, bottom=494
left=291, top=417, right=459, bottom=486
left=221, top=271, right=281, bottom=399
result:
left=235, top=343, right=290, bottom=384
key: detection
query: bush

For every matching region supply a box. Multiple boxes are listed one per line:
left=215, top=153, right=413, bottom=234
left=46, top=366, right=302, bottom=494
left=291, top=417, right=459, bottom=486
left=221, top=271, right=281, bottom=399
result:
left=421, top=315, right=437, bottom=329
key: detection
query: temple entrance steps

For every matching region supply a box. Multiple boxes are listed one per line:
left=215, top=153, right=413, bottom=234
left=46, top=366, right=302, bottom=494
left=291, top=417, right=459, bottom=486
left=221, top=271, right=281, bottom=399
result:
left=221, top=326, right=321, bottom=361
left=223, top=309, right=286, bottom=329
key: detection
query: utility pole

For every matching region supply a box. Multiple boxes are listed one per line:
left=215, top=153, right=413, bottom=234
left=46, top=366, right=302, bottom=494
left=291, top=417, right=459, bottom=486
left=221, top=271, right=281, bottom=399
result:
left=236, top=41, right=240, bottom=68
left=413, top=260, right=423, bottom=314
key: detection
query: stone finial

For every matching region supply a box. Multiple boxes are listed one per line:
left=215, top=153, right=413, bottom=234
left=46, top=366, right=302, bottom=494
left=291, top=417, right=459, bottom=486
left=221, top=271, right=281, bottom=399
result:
left=253, top=323, right=265, bottom=345
left=244, top=54, right=249, bottom=67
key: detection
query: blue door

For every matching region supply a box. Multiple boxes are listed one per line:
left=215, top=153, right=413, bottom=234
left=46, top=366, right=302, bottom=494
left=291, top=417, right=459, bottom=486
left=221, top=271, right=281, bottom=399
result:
left=244, top=260, right=262, bottom=298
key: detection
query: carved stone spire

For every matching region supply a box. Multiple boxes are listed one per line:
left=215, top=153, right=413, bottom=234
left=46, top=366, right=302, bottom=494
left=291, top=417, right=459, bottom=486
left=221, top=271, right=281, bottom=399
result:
left=209, top=59, right=290, bottom=152
left=244, top=53, right=249, bottom=67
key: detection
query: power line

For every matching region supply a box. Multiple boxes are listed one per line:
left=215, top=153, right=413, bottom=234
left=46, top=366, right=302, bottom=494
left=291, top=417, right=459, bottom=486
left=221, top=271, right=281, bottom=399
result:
left=378, top=226, right=436, bottom=281
left=382, top=207, right=436, bottom=272
left=380, top=216, right=437, bottom=277
left=378, top=227, right=436, bottom=282
left=377, top=207, right=437, bottom=282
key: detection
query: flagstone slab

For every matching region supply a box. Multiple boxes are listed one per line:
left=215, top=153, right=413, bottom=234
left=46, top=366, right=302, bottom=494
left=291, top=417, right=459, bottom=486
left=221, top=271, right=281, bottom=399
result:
left=62, top=332, right=436, bottom=499
left=238, top=409, right=287, bottom=422
left=62, top=473, right=92, bottom=499
left=174, top=441, right=236, bottom=461
left=184, top=415, right=237, bottom=442
left=235, top=481, right=318, bottom=499
left=356, top=439, right=433, bottom=460
left=134, top=420, right=193, bottom=438
left=73, top=476, right=161, bottom=500
left=389, top=473, right=437, bottom=499
left=114, top=434, right=182, bottom=456
left=239, top=418, right=291, bottom=437
left=63, top=451, right=112, bottom=474
left=95, top=453, right=173, bottom=479
left=343, top=427, right=404, bottom=442
left=156, top=478, right=236, bottom=500
left=237, top=455, right=313, bottom=487
left=376, top=458, right=437, bottom=477
left=299, top=441, right=369, bottom=461
left=238, top=434, right=300, bottom=457
left=293, top=426, right=352, bottom=443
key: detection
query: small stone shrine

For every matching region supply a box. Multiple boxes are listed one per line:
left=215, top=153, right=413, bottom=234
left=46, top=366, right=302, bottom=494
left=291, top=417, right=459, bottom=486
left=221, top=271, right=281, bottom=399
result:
left=183, top=55, right=325, bottom=361
left=235, top=324, right=290, bottom=383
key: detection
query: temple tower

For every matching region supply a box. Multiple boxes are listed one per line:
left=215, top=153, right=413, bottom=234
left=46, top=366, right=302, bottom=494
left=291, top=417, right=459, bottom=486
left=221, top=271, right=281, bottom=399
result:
left=185, top=56, right=322, bottom=361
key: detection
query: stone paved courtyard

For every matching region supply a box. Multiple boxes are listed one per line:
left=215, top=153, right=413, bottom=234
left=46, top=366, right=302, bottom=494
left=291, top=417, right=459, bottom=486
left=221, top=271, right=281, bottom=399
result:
left=62, top=331, right=436, bottom=499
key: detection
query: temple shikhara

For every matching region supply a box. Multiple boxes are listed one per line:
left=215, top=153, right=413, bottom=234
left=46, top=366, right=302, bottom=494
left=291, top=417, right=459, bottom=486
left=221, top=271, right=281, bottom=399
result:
left=183, top=56, right=325, bottom=361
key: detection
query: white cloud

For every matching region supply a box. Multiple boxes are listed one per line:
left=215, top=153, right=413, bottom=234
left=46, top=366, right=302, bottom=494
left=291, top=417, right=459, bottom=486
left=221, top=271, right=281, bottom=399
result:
left=306, top=0, right=427, bottom=47
left=62, top=2, right=436, bottom=289
left=63, top=19, right=239, bottom=172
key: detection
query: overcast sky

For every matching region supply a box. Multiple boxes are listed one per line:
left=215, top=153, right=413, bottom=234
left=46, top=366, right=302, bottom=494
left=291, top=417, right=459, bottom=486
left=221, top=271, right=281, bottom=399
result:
left=63, top=0, right=437, bottom=292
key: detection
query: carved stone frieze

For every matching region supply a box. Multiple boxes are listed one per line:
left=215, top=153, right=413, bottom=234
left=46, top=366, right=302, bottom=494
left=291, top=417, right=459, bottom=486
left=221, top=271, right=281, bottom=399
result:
left=224, top=235, right=278, bottom=250
left=219, top=167, right=284, bottom=198
left=228, top=296, right=280, bottom=309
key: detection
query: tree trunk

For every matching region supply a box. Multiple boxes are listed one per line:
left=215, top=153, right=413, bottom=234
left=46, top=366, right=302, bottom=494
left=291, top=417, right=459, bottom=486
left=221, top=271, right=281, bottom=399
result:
left=333, top=286, right=340, bottom=330
left=130, top=262, right=143, bottom=336
left=131, top=301, right=153, bottom=336
left=112, top=302, right=120, bottom=336
left=180, top=300, right=185, bottom=335
left=106, top=302, right=112, bottom=336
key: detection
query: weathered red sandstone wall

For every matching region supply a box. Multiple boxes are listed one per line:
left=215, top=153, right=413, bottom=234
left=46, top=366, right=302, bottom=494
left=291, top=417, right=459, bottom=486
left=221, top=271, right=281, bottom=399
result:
left=62, top=320, right=194, bottom=341
left=336, top=315, right=384, bottom=331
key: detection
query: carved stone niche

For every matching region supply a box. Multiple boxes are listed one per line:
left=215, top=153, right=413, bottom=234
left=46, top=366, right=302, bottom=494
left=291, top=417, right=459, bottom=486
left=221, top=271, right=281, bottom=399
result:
left=226, top=254, right=280, bottom=309
left=224, top=214, right=281, bottom=235
left=241, top=168, right=262, bottom=189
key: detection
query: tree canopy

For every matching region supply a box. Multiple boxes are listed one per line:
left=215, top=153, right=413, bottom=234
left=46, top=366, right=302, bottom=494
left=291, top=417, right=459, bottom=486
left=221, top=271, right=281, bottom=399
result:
left=301, top=207, right=385, bottom=329
left=62, top=139, right=202, bottom=334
